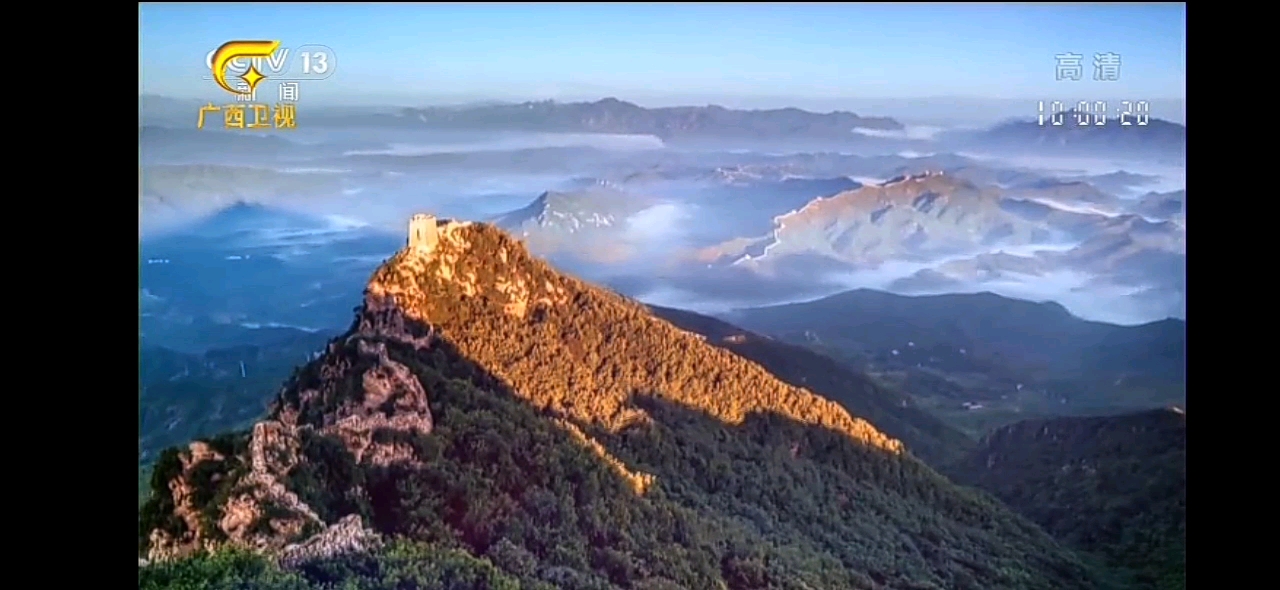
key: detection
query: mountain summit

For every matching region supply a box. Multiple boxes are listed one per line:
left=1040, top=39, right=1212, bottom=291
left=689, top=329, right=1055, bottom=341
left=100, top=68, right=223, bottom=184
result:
left=140, top=215, right=1096, bottom=589
left=491, top=187, right=659, bottom=263
left=703, top=171, right=1043, bottom=269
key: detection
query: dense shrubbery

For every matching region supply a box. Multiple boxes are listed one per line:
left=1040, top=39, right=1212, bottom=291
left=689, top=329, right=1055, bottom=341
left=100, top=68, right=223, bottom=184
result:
left=139, top=448, right=188, bottom=553
left=139, top=542, right=523, bottom=590
left=139, top=430, right=253, bottom=552
left=288, top=430, right=368, bottom=523
left=952, top=409, right=1186, bottom=590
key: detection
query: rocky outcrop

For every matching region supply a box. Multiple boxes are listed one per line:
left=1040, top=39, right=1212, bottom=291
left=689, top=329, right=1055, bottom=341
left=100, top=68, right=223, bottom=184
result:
left=278, top=514, right=382, bottom=569
left=230, top=421, right=323, bottom=547
left=143, top=278, right=441, bottom=564
left=146, top=422, right=325, bottom=562
left=145, top=441, right=227, bottom=562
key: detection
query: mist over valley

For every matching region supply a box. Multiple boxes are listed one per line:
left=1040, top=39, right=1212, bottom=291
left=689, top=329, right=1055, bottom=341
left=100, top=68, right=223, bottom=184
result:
left=141, top=97, right=1183, bottom=338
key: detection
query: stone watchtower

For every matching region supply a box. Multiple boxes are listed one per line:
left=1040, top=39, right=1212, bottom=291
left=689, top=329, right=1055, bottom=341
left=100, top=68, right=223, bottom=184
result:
left=408, top=214, right=439, bottom=252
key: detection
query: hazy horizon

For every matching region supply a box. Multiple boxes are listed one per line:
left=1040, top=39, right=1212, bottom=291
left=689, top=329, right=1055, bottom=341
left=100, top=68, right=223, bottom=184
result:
left=140, top=92, right=1187, bottom=127
left=140, top=2, right=1186, bottom=334
left=141, top=3, right=1185, bottom=126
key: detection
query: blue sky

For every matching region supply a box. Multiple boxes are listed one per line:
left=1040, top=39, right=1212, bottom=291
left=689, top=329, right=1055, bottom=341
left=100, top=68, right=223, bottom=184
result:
left=140, top=3, right=1186, bottom=107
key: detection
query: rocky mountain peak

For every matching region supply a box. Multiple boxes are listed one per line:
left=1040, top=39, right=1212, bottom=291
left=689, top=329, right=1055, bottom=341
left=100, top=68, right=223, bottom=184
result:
left=142, top=218, right=910, bottom=564
left=140, top=216, right=1110, bottom=589
left=368, top=220, right=908, bottom=449
left=881, top=169, right=947, bottom=185
left=370, top=221, right=575, bottom=323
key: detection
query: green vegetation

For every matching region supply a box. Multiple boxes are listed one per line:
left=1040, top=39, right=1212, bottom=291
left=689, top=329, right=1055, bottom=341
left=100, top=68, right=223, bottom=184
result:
left=139, top=431, right=253, bottom=553
left=725, top=289, right=1184, bottom=438
left=852, top=366, right=1184, bottom=441
left=144, top=332, right=1093, bottom=588
left=950, top=409, right=1186, bottom=590
left=140, top=223, right=1102, bottom=589
left=139, top=542, right=526, bottom=590
left=649, top=305, right=975, bottom=466
left=725, top=289, right=1186, bottom=587
left=139, top=465, right=153, bottom=508
left=138, top=332, right=333, bottom=500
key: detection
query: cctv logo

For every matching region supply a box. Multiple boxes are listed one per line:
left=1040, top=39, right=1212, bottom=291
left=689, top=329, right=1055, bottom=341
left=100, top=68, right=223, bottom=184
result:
left=203, top=41, right=337, bottom=88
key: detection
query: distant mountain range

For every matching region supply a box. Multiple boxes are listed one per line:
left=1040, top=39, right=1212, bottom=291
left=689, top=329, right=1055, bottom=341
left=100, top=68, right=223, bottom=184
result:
left=701, top=172, right=1050, bottom=269
left=139, top=203, right=401, bottom=351
left=891, top=214, right=1184, bottom=302
left=141, top=95, right=1185, bottom=161
left=692, top=171, right=1184, bottom=307
left=728, top=288, right=1185, bottom=382
left=379, top=97, right=907, bottom=140
left=1134, top=190, right=1185, bottom=221
left=491, top=173, right=873, bottom=264
left=142, top=95, right=904, bottom=140
left=722, top=288, right=1185, bottom=433
left=1062, top=171, right=1164, bottom=197
left=139, top=126, right=314, bottom=166
left=140, top=164, right=347, bottom=213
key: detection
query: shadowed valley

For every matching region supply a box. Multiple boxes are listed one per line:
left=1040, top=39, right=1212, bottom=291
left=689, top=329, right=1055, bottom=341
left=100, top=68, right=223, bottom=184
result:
left=950, top=408, right=1186, bottom=590
left=721, top=289, right=1185, bottom=437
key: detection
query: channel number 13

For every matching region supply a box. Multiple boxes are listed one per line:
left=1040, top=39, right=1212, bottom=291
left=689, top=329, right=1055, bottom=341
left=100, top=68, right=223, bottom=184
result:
left=301, top=51, right=329, bottom=75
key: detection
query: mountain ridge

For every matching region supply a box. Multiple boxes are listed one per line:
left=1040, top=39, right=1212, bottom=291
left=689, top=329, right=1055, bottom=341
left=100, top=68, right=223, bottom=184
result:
left=140, top=216, right=1098, bottom=589
left=725, top=287, right=1185, bottom=373
left=365, top=219, right=905, bottom=447
left=702, top=172, right=1046, bottom=269
left=646, top=304, right=976, bottom=467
